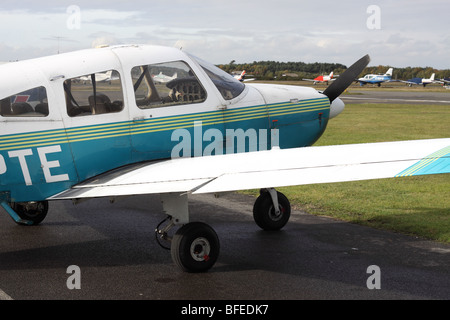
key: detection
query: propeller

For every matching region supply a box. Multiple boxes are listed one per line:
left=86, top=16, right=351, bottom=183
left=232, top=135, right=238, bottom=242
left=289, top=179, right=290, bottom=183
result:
left=323, top=54, right=371, bottom=102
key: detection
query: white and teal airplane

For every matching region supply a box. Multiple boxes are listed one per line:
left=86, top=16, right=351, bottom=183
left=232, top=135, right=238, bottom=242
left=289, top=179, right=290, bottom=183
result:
left=357, top=67, right=394, bottom=87
left=0, top=45, right=449, bottom=272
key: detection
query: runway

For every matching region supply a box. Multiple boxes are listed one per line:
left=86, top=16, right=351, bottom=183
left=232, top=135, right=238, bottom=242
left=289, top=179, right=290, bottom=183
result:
left=0, top=193, right=449, bottom=300
left=340, top=89, right=450, bottom=104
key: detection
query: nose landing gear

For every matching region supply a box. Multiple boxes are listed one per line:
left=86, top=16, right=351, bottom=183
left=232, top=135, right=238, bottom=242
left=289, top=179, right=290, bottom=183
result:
left=253, top=188, right=291, bottom=231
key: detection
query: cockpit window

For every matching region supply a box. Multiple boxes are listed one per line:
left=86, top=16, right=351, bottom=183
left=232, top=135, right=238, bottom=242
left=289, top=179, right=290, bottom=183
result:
left=189, top=54, right=245, bottom=100
left=131, top=61, right=206, bottom=109
left=0, top=86, right=48, bottom=117
left=64, top=70, right=124, bottom=117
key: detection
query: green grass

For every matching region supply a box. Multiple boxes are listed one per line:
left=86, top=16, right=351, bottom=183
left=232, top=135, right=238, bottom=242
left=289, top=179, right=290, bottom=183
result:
left=245, top=103, right=450, bottom=242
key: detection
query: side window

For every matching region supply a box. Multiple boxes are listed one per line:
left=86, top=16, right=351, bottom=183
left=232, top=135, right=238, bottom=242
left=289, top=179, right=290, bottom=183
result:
left=131, top=61, right=206, bottom=109
left=0, top=86, right=48, bottom=117
left=64, top=70, right=123, bottom=117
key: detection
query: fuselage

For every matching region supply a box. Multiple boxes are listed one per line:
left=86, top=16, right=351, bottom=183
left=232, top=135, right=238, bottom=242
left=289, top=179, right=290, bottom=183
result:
left=0, top=45, right=334, bottom=202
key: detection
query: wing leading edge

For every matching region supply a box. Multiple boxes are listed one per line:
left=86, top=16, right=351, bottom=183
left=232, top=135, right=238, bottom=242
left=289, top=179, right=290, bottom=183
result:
left=49, top=138, right=450, bottom=200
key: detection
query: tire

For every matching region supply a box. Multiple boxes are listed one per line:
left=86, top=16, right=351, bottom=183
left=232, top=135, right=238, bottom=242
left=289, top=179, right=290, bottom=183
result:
left=11, top=201, right=48, bottom=225
left=253, top=191, right=291, bottom=231
left=171, top=222, right=220, bottom=273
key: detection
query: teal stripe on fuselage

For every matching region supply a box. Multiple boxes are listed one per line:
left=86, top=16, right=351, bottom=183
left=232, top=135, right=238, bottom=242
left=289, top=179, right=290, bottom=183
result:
left=0, top=98, right=330, bottom=201
left=0, top=99, right=329, bottom=149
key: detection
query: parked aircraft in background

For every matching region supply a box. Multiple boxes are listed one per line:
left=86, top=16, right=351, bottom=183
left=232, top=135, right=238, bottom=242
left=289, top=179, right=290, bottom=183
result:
left=233, top=70, right=255, bottom=82
left=357, top=67, right=394, bottom=87
left=152, top=71, right=178, bottom=83
left=0, top=45, right=449, bottom=273
left=79, top=70, right=118, bottom=84
left=400, top=73, right=438, bottom=87
left=435, top=77, right=450, bottom=87
left=303, top=71, right=337, bottom=85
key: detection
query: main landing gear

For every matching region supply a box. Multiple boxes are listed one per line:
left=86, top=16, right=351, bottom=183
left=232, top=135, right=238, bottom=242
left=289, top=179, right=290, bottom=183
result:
left=155, top=188, right=291, bottom=272
left=155, top=193, right=221, bottom=273
left=1, top=200, right=49, bottom=225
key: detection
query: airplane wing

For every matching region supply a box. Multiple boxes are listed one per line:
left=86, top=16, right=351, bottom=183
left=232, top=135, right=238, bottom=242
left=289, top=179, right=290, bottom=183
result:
left=398, top=80, right=418, bottom=85
left=435, top=78, right=450, bottom=85
left=49, top=138, right=450, bottom=200
left=302, top=78, right=337, bottom=82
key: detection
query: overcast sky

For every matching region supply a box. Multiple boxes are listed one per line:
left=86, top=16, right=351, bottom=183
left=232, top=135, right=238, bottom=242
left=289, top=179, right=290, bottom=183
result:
left=0, top=0, right=449, bottom=68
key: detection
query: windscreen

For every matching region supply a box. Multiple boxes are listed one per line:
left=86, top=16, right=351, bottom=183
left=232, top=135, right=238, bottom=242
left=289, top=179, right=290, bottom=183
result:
left=189, top=54, right=245, bottom=100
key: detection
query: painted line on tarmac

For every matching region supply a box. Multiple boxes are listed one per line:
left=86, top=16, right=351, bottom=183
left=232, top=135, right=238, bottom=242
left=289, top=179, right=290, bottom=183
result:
left=341, top=96, right=450, bottom=104
left=0, top=288, right=13, bottom=300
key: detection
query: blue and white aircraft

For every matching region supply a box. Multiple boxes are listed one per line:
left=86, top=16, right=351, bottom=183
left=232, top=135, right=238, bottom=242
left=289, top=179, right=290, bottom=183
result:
left=400, top=73, right=438, bottom=87
left=0, top=45, right=449, bottom=272
left=357, top=67, right=394, bottom=87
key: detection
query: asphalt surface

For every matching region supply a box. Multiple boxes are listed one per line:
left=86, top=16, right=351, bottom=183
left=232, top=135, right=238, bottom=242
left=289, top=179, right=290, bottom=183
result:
left=341, top=89, right=450, bottom=104
left=0, top=192, right=449, bottom=300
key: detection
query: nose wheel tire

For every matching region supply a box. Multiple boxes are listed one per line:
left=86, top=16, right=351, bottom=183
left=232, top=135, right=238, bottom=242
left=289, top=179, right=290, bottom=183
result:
left=171, top=222, right=220, bottom=273
left=253, top=191, right=291, bottom=231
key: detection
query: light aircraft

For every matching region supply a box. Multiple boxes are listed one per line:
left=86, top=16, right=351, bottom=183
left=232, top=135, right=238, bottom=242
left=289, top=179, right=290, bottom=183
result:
left=152, top=71, right=178, bottom=83
left=438, top=77, right=450, bottom=89
left=233, top=70, right=255, bottom=82
left=400, top=73, right=437, bottom=87
left=357, top=67, right=394, bottom=87
left=0, top=45, right=449, bottom=273
left=439, top=77, right=450, bottom=84
left=79, top=70, right=118, bottom=84
left=303, top=71, right=337, bottom=85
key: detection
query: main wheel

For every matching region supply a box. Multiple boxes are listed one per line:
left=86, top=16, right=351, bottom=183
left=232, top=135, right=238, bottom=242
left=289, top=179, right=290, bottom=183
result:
left=11, top=201, right=48, bottom=225
left=253, top=191, right=291, bottom=231
left=171, top=222, right=220, bottom=273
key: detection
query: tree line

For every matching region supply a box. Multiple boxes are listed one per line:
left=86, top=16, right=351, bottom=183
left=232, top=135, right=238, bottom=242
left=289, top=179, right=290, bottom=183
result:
left=218, top=60, right=450, bottom=81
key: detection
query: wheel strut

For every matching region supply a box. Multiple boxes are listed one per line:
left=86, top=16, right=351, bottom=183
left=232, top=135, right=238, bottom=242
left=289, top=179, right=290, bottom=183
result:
left=155, top=216, right=176, bottom=250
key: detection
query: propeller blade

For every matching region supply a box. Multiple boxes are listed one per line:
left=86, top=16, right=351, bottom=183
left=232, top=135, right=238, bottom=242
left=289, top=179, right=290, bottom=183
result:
left=323, top=54, right=370, bottom=102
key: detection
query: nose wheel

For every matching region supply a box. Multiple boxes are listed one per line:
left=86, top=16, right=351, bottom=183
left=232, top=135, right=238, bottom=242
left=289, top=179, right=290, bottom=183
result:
left=253, top=189, right=291, bottom=231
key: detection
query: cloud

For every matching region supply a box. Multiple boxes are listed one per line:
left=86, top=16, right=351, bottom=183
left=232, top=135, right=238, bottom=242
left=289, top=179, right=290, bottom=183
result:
left=0, top=1, right=448, bottom=68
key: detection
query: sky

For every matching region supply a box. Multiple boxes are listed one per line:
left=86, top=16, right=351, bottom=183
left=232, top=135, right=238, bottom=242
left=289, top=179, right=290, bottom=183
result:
left=0, top=0, right=449, bottom=69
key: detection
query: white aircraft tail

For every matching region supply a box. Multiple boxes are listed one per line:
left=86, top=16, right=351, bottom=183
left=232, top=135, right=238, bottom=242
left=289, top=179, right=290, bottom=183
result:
left=329, top=71, right=334, bottom=78
left=234, top=70, right=246, bottom=81
left=430, top=73, right=435, bottom=80
left=385, top=68, right=393, bottom=76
